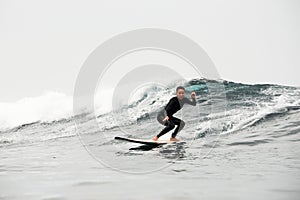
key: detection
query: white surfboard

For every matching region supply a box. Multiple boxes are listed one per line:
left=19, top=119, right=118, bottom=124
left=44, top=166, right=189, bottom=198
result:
left=114, top=136, right=177, bottom=145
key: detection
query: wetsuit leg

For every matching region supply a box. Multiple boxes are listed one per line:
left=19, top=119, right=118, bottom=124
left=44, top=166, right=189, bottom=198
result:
left=156, top=113, right=175, bottom=138
left=169, top=116, right=185, bottom=138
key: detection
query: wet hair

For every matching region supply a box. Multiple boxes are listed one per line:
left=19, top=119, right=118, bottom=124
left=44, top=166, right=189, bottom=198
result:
left=176, top=86, right=185, bottom=92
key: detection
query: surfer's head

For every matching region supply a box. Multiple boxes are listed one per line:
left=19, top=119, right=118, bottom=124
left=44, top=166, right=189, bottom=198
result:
left=176, top=86, right=185, bottom=100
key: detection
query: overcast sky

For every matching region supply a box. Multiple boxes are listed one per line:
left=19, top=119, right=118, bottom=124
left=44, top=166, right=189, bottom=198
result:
left=0, top=0, right=299, bottom=102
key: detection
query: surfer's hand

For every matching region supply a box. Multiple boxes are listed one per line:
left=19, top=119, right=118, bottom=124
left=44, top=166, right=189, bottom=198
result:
left=163, top=116, right=169, bottom=122
left=191, top=91, right=196, bottom=99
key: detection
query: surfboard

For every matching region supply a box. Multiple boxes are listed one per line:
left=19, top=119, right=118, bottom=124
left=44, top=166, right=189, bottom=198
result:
left=114, top=136, right=176, bottom=145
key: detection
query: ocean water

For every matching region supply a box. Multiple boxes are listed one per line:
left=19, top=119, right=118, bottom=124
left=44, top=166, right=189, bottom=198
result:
left=1, top=78, right=300, bottom=200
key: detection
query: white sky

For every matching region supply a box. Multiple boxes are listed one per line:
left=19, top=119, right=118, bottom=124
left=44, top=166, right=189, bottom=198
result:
left=0, top=0, right=299, bottom=102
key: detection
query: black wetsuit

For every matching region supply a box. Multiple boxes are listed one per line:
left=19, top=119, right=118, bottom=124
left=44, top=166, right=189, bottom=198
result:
left=156, top=96, right=196, bottom=138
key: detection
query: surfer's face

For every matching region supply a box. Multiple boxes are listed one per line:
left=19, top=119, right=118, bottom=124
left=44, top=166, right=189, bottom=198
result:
left=176, top=89, right=185, bottom=100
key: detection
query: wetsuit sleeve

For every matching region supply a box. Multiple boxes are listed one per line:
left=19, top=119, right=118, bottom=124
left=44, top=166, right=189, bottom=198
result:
left=184, top=97, right=196, bottom=106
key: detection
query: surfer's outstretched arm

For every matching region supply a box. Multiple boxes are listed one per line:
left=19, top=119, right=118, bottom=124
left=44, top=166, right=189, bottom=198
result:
left=184, top=92, right=197, bottom=106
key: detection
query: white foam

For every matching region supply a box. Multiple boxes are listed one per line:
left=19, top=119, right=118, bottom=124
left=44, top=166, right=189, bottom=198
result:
left=0, top=86, right=160, bottom=131
left=0, top=91, right=74, bottom=130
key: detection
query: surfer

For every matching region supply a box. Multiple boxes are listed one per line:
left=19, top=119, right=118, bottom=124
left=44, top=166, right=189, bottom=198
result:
left=152, top=86, right=196, bottom=142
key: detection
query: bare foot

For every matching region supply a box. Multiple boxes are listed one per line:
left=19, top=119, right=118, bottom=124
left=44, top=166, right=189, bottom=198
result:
left=152, top=136, right=158, bottom=141
left=170, top=137, right=180, bottom=142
